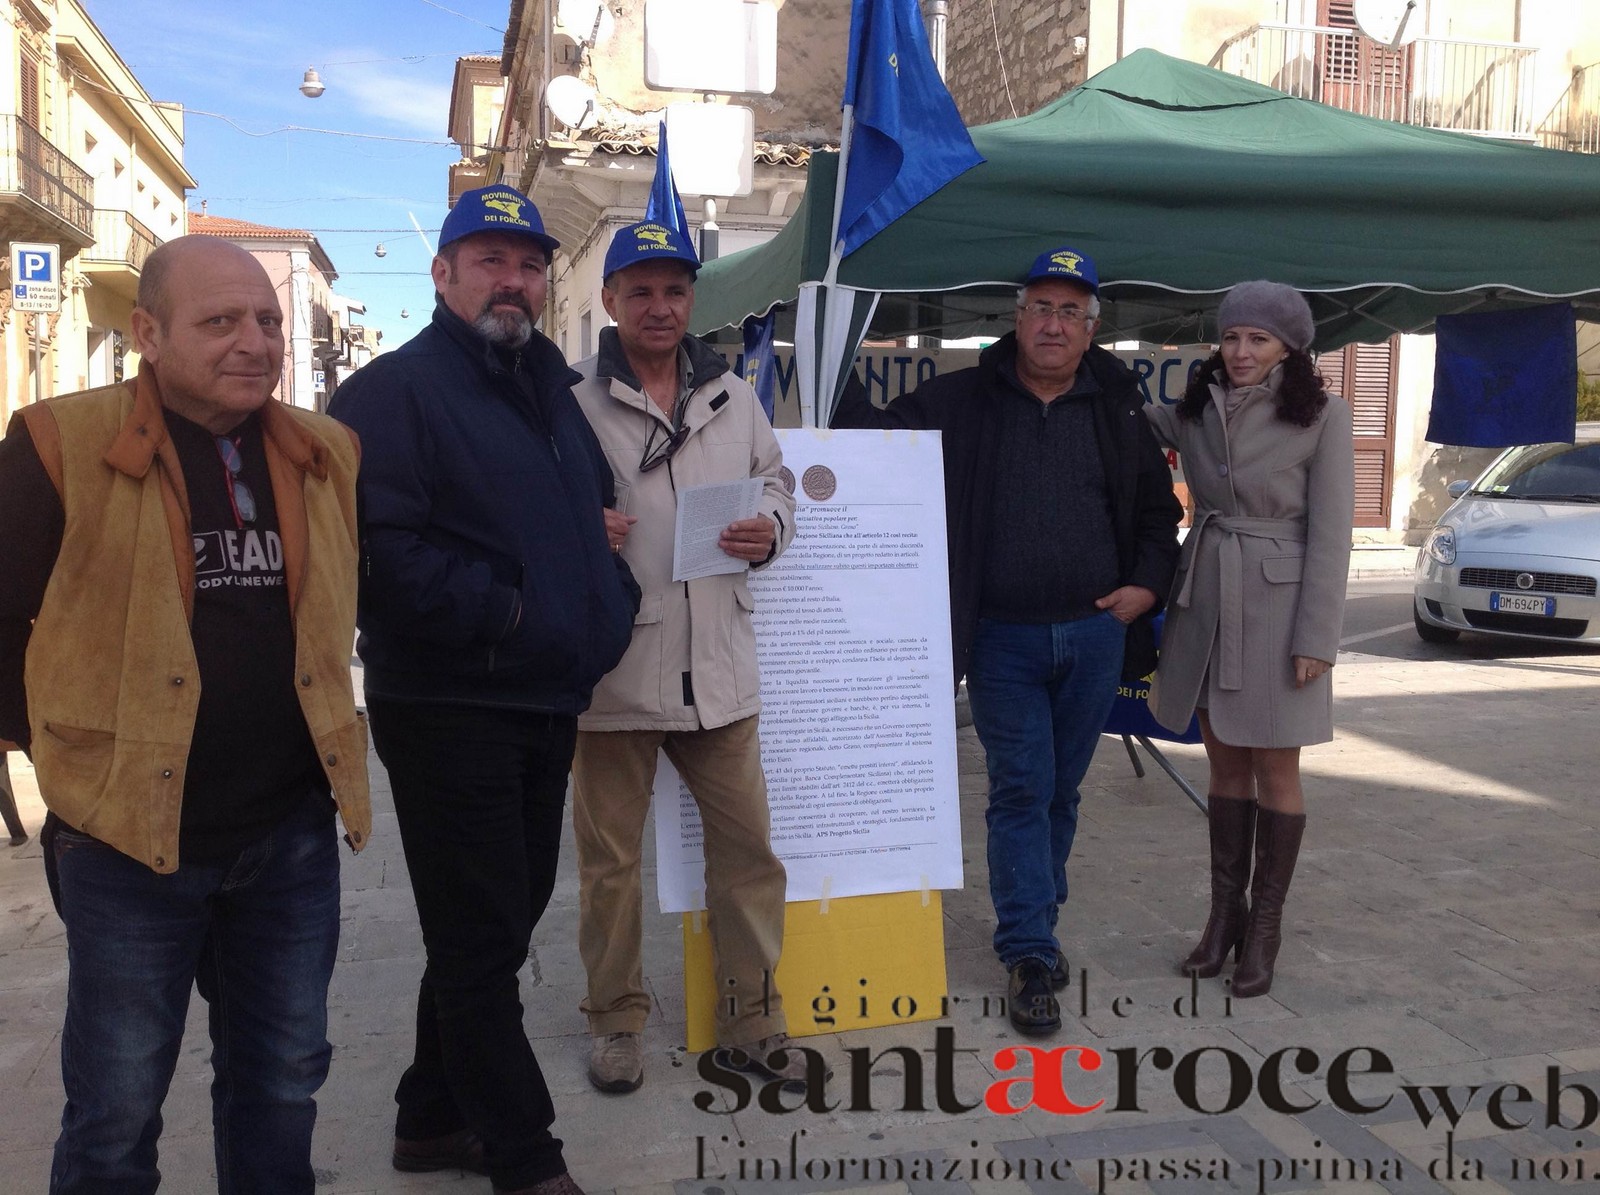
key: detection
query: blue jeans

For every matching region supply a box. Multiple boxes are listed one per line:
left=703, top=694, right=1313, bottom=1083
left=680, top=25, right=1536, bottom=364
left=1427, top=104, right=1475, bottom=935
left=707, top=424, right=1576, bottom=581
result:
left=47, top=793, right=340, bottom=1195
left=966, top=615, right=1126, bottom=969
left=368, top=699, right=574, bottom=1190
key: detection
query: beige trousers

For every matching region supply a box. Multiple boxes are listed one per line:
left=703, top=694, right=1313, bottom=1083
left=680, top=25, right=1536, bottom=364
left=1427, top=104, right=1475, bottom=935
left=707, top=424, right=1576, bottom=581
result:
left=572, top=716, right=787, bottom=1046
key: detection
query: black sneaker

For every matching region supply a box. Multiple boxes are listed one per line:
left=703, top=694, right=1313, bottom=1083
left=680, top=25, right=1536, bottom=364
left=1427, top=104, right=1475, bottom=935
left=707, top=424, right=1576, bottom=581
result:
left=1007, top=958, right=1062, bottom=1035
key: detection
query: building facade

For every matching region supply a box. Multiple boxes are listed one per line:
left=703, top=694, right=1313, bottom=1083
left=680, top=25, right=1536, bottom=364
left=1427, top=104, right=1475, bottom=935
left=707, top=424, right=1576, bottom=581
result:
left=472, top=0, right=846, bottom=364
left=2, top=0, right=193, bottom=429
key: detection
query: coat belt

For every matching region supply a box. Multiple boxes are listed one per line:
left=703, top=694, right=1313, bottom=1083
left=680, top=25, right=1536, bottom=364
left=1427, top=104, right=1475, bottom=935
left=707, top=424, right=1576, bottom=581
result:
left=1174, top=511, right=1307, bottom=691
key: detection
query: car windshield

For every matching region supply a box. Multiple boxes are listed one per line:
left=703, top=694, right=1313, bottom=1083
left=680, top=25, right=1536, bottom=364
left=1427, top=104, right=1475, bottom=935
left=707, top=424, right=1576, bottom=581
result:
left=1471, top=441, right=1600, bottom=501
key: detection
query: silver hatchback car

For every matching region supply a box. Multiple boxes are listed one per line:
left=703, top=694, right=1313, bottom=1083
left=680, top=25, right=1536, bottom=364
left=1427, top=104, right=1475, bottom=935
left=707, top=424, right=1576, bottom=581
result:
left=1414, top=426, right=1600, bottom=646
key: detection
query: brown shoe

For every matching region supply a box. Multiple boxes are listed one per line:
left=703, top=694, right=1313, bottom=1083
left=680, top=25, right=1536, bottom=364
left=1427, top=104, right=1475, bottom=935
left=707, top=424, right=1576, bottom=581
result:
left=496, top=1172, right=586, bottom=1195
left=392, top=1128, right=488, bottom=1174
left=588, top=1031, right=644, bottom=1093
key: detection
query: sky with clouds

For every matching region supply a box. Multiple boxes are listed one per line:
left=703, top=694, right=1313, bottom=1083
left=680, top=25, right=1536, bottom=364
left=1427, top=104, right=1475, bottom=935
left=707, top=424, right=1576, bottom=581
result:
left=81, top=0, right=508, bottom=344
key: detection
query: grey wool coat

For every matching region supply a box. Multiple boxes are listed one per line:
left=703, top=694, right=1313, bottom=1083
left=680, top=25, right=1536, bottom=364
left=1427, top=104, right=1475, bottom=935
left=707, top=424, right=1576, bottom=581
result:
left=1143, top=371, right=1354, bottom=747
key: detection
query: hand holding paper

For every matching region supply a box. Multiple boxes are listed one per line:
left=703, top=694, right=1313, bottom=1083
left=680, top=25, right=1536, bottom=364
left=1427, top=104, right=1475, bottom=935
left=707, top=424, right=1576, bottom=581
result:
left=718, top=514, right=775, bottom=563
left=672, top=478, right=763, bottom=580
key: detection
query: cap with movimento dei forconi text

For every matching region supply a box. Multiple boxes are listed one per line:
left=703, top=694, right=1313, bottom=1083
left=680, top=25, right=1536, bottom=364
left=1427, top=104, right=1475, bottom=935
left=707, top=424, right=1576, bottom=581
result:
left=603, top=221, right=700, bottom=281
left=439, top=185, right=560, bottom=255
left=1022, top=245, right=1099, bottom=294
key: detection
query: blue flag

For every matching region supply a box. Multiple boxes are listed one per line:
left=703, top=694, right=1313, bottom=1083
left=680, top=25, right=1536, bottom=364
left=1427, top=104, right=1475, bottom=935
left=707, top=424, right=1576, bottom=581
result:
left=644, top=120, right=693, bottom=249
left=1427, top=303, right=1577, bottom=447
left=838, top=0, right=983, bottom=256
left=1102, top=612, right=1201, bottom=744
left=742, top=312, right=778, bottom=422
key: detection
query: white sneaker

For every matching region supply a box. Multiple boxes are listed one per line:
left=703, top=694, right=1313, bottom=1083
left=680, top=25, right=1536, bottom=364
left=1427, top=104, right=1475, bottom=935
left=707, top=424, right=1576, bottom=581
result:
left=587, top=1031, right=643, bottom=1093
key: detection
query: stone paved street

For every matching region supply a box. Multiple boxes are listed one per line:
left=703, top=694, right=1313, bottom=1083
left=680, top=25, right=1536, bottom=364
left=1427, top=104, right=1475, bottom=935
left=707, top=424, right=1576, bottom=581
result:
left=3, top=589, right=1599, bottom=1194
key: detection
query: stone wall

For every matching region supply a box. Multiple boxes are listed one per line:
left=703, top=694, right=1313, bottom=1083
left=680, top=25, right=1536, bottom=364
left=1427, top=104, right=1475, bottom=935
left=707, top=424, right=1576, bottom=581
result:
left=944, top=0, right=1089, bottom=126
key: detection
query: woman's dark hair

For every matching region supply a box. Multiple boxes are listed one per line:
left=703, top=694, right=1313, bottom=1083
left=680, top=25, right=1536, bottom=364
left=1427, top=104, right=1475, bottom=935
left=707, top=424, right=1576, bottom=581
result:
left=1175, top=348, right=1330, bottom=428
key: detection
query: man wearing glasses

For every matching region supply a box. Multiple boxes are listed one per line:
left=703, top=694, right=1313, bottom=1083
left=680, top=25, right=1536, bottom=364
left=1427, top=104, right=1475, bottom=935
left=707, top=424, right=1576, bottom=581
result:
left=0, top=235, right=370, bottom=1191
left=832, top=246, right=1181, bottom=1037
left=329, top=186, right=636, bottom=1195
left=568, top=221, right=798, bottom=1096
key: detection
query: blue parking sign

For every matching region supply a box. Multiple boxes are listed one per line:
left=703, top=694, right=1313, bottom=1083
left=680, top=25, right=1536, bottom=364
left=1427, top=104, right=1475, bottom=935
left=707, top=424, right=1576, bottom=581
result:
left=10, top=241, right=60, bottom=313
left=18, top=249, right=52, bottom=281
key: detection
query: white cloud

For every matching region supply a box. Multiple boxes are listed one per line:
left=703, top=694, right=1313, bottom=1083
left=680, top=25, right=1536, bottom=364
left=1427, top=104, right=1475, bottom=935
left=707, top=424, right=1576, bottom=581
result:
left=330, top=64, right=454, bottom=138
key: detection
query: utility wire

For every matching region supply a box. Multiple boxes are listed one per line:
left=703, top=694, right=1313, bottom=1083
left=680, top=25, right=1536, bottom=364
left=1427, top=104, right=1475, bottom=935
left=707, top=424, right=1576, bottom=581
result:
left=987, top=0, right=1020, bottom=119
left=417, top=0, right=505, bottom=32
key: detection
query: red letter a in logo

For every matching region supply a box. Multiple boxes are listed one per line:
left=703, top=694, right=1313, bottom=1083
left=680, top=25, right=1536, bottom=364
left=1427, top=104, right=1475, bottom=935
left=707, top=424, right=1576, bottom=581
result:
left=985, top=1046, right=1105, bottom=1115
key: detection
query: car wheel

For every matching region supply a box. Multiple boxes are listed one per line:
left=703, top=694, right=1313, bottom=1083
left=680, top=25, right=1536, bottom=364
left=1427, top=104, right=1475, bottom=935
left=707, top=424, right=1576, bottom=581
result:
left=1414, top=605, right=1460, bottom=644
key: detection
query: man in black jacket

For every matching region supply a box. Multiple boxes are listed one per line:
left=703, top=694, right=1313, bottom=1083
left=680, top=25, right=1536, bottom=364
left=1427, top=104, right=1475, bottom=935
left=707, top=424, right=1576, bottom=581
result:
left=833, top=246, right=1181, bottom=1037
left=330, top=186, right=637, bottom=1195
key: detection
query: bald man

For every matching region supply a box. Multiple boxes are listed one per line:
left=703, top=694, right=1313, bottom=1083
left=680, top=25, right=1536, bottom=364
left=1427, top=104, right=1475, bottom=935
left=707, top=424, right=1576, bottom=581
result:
left=0, top=235, right=370, bottom=1194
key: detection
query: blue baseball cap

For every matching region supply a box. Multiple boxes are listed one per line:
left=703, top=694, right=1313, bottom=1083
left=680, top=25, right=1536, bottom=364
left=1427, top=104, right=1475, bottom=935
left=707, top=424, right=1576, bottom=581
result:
left=439, top=185, right=560, bottom=255
left=1023, top=245, right=1099, bottom=294
left=603, top=220, right=700, bottom=281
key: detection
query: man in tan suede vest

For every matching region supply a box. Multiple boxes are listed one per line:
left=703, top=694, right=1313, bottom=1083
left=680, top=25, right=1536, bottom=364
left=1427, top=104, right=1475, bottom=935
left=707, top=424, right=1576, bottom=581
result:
left=0, top=236, right=368, bottom=1195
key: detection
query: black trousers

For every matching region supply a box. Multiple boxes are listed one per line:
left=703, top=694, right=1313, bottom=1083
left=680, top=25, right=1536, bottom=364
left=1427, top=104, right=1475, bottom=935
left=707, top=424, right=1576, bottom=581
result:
left=369, top=698, right=577, bottom=1190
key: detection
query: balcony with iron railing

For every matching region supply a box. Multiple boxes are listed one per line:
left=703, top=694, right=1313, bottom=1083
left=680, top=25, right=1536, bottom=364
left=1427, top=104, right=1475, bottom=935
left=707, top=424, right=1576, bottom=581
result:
left=1536, top=63, right=1600, bottom=152
left=1210, top=24, right=1539, bottom=140
left=0, top=114, right=95, bottom=245
left=79, top=208, right=163, bottom=301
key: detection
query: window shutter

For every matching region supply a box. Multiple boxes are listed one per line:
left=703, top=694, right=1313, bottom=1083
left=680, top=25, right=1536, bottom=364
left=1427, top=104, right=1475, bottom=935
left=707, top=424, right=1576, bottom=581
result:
left=1321, top=0, right=1360, bottom=83
left=19, top=50, right=41, bottom=131
left=1316, top=338, right=1397, bottom=529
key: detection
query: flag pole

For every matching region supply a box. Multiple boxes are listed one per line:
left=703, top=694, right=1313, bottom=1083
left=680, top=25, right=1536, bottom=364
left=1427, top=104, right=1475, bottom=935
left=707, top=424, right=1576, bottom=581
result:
left=823, top=104, right=855, bottom=287
left=798, top=103, right=856, bottom=427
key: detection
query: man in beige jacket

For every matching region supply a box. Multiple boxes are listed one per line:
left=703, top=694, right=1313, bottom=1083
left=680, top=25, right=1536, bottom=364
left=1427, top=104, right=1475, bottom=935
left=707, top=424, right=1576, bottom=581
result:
left=571, top=221, right=798, bottom=1094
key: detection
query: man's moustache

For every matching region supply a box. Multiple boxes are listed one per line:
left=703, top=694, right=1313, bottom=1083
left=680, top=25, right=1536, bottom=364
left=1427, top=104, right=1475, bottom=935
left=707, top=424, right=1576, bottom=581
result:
left=485, top=294, right=533, bottom=315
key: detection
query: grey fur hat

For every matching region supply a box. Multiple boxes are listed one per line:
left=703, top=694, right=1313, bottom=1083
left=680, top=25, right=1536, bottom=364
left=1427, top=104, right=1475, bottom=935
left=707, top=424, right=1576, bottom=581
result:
left=1216, top=280, right=1315, bottom=352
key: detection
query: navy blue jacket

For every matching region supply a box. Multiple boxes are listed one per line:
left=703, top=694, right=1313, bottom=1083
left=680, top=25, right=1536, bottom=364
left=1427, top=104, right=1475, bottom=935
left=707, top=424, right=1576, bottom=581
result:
left=329, top=303, right=638, bottom=714
left=832, top=335, right=1181, bottom=686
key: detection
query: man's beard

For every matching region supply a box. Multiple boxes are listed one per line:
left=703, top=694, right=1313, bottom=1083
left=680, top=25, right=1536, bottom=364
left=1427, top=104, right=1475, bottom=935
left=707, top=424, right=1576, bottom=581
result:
left=474, top=293, right=534, bottom=348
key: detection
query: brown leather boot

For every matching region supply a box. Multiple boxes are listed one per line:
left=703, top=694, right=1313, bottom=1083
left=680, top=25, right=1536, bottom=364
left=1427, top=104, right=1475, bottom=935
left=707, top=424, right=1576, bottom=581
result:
left=1180, top=796, right=1256, bottom=978
left=1231, top=807, right=1306, bottom=998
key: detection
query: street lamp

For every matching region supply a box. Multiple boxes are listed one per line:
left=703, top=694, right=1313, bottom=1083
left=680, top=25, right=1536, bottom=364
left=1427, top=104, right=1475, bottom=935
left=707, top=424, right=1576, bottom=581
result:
left=299, top=66, right=326, bottom=98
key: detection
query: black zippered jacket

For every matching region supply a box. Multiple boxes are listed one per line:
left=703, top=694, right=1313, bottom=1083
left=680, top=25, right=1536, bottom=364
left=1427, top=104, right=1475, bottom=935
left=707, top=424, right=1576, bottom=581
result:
left=329, top=303, right=638, bottom=713
left=832, top=334, right=1181, bottom=686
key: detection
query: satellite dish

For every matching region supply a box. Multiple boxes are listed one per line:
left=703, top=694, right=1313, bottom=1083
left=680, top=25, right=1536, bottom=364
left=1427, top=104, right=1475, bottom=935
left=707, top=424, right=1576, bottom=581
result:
left=1353, top=0, right=1420, bottom=49
left=545, top=75, right=600, bottom=131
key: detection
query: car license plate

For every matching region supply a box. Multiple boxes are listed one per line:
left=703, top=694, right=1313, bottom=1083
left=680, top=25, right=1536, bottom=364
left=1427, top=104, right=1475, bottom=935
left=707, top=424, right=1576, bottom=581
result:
left=1491, top=592, right=1556, bottom=616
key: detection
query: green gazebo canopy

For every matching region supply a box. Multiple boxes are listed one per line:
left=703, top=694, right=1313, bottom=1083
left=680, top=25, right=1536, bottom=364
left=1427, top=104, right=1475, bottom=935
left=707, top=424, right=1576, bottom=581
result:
left=692, top=49, right=1600, bottom=350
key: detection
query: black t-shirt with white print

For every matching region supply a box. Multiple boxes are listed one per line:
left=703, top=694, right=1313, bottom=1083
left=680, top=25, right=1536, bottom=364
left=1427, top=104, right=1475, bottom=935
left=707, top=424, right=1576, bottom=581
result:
left=165, top=409, right=326, bottom=862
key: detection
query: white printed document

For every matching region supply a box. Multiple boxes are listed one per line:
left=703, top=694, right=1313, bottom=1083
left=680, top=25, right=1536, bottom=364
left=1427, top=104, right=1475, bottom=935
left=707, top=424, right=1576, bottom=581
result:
left=671, top=478, right=763, bottom=581
left=654, top=428, right=963, bottom=911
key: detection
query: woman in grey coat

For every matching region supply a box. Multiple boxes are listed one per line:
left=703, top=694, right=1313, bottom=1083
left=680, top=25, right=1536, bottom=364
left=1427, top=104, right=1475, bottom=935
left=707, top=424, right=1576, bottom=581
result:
left=1144, top=281, right=1354, bottom=998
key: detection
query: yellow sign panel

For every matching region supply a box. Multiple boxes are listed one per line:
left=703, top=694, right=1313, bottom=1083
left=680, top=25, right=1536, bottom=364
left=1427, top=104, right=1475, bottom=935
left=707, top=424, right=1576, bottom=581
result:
left=682, top=890, right=946, bottom=1052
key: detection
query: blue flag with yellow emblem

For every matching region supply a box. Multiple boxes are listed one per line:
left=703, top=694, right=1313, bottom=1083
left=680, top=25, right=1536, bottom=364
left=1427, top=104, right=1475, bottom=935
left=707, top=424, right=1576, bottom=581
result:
left=838, top=0, right=983, bottom=256
left=645, top=121, right=692, bottom=247
left=742, top=311, right=778, bottom=422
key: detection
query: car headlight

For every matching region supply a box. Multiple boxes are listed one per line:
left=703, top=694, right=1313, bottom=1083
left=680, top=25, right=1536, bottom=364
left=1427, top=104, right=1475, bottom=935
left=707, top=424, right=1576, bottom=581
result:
left=1424, top=525, right=1457, bottom=566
